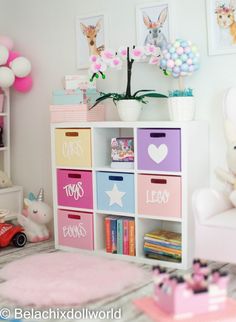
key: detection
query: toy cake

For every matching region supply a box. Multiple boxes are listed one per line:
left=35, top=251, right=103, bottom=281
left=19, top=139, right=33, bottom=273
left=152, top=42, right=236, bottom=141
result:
left=153, top=259, right=229, bottom=319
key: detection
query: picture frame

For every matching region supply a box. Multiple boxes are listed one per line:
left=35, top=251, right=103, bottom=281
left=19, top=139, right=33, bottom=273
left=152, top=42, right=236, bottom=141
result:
left=76, top=13, right=107, bottom=69
left=206, top=0, right=236, bottom=55
left=136, top=2, right=172, bottom=49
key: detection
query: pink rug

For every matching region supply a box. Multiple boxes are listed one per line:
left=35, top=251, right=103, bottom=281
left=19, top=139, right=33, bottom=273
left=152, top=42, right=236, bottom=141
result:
left=0, top=252, right=148, bottom=307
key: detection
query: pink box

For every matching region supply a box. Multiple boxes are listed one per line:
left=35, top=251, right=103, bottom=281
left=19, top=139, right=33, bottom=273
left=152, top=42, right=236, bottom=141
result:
left=138, top=174, right=181, bottom=218
left=57, top=169, right=93, bottom=209
left=58, top=209, right=94, bottom=250
left=50, top=104, right=105, bottom=123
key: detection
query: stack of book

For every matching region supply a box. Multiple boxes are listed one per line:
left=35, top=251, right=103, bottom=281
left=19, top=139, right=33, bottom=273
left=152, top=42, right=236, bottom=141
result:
left=144, top=230, right=182, bottom=263
left=105, top=216, right=135, bottom=256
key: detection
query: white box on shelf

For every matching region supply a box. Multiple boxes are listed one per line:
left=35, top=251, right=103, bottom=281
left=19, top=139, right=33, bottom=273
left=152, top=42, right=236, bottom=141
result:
left=0, top=186, right=23, bottom=220
left=64, top=75, right=96, bottom=90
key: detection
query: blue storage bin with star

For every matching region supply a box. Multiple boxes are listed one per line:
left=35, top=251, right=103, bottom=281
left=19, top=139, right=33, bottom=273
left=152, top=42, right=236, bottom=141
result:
left=96, top=171, right=135, bottom=213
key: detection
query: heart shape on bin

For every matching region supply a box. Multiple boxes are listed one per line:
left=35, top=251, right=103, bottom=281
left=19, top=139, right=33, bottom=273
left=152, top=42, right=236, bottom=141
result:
left=148, top=143, right=168, bottom=164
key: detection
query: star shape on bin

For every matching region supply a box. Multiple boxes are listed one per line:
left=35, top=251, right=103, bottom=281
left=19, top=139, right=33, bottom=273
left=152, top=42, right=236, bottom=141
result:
left=105, top=184, right=126, bottom=207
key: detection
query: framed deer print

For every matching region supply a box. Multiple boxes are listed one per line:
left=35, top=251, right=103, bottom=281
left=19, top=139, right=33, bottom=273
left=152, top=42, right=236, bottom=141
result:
left=206, top=0, right=236, bottom=55
left=76, top=13, right=107, bottom=69
left=136, top=2, right=172, bottom=50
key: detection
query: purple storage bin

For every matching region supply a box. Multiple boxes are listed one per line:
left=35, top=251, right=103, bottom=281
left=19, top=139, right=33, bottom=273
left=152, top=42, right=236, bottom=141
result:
left=137, top=128, right=181, bottom=172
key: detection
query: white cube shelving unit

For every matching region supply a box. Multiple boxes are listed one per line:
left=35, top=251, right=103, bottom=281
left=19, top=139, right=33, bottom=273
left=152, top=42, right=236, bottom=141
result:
left=51, top=121, right=208, bottom=270
left=0, top=90, right=23, bottom=219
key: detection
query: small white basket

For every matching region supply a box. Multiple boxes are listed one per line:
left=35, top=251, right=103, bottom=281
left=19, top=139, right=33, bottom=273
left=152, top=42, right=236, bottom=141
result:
left=168, top=96, right=195, bottom=121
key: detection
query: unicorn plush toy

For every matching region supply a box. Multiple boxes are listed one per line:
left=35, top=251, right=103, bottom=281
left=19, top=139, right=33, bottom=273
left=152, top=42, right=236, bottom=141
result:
left=17, top=188, right=53, bottom=243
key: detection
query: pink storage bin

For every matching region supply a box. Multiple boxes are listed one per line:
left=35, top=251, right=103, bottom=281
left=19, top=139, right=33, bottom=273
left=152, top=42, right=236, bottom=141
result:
left=50, top=104, right=105, bottom=122
left=138, top=174, right=181, bottom=218
left=57, top=169, right=93, bottom=209
left=58, top=209, right=94, bottom=250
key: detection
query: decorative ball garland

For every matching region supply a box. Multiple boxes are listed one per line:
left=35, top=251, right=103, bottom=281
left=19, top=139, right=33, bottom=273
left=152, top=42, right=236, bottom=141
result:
left=0, top=35, right=33, bottom=93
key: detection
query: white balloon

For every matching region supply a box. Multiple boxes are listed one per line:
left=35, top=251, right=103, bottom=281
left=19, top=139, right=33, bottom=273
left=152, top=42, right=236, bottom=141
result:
left=0, top=45, right=9, bottom=65
left=0, top=67, right=15, bottom=88
left=10, top=56, right=31, bottom=77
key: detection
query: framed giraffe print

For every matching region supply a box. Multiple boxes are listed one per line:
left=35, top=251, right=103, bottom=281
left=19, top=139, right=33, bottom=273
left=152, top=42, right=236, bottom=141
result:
left=206, top=0, right=236, bottom=55
left=76, top=13, right=107, bottom=69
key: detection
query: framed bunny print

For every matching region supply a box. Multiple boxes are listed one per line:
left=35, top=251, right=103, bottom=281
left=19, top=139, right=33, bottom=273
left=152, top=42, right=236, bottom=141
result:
left=206, top=0, right=236, bottom=55
left=136, top=2, right=172, bottom=50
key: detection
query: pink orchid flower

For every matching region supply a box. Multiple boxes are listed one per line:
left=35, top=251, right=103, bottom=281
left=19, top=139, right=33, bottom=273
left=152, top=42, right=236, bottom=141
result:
left=91, top=60, right=107, bottom=73
left=131, top=47, right=145, bottom=60
left=144, top=44, right=159, bottom=56
left=149, top=55, right=160, bottom=65
left=118, top=47, right=128, bottom=59
left=101, top=49, right=114, bottom=61
left=89, top=55, right=99, bottom=63
left=110, top=56, right=122, bottom=69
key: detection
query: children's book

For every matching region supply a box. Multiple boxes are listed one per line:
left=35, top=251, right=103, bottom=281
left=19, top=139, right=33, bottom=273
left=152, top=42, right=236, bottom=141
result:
left=129, top=220, right=135, bottom=256
left=123, top=219, right=129, bottom=255
left=117, top=218, right=123, bottom=254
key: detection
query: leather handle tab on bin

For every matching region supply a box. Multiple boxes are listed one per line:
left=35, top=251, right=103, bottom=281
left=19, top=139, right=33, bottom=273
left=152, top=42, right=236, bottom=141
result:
left=109, top=176, right=123, bottom=181
left=68, top=214, right=81, bottom=220
left=150, top=133, right=166, bottom=138
left=65, top=132, right=79, bottom=137
left=151, top=178, right=167, bottom=184
left=68, top=173, right=81, bottom=179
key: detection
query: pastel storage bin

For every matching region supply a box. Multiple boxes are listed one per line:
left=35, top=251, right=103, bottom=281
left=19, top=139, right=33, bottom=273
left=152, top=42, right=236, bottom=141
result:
left=96, top=172, right=135, bottom=213
left=53, top=89, right=83, bottom=105
left=58, top=209, right=94, bottom=250
left=84, top=88, right=100, bottom=109
left=57, top=169, right=93, bottom=209
left=137, top=128, right=181, bottom=172
left=55, top=128, right=92, bottom=167
left=138, top=174, right=181, bottom=218
left=50, top=104, right=105, bottom=123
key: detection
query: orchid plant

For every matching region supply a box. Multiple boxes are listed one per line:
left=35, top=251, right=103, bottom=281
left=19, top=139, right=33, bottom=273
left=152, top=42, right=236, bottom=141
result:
left=89, top=45, right=167, bottom=108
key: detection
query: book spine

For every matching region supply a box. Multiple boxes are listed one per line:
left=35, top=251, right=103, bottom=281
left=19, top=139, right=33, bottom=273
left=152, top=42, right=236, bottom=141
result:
left=111, top=218, right=117, bottom=254
left=123, top=219, right=129, bottom=255
left=129, top=220, right=135, bottom=256
left=105, top=217, right=111, bottom=253
left=117, top=218, right=123, bottom=254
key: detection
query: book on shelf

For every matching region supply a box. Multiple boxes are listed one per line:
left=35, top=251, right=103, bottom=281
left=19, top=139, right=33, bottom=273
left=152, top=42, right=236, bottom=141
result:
left=144, top=229, right=182, bottom=263
left=117, top=218, right=123, bottom=254
left=105, top=217, right=112, bottom=253
left=123, top=219, right=129, bottom=255
left=104, top=216, right=135, bottom=256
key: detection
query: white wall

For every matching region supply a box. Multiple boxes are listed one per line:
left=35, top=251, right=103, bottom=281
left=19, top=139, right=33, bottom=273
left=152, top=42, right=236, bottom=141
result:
left=0, top=0, right=235, bottom=204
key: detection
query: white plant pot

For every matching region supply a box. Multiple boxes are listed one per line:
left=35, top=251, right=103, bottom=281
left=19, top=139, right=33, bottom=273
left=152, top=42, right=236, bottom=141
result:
left=168, top=96, right=195, bottom=121
left=116, top=99, right=142, bottom=122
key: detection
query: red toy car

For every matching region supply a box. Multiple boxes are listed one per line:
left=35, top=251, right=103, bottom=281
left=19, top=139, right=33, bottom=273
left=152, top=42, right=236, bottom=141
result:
left=0, top=223, right=27, bottom=247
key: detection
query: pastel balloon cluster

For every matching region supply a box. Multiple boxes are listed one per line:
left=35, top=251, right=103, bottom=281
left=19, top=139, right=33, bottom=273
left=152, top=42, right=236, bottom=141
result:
left=160, top=39, right=200, bottom=78
left=0, top=35, right=33, bottom=92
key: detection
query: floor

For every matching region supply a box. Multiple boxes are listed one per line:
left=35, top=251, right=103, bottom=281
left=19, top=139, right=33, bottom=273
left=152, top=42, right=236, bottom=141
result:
left=1, top=241, right=236, bottom=322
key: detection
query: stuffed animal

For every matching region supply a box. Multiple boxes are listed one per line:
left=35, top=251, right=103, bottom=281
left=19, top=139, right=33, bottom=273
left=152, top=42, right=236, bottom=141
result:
left=17, top=188, right=53, bottom=242
left=0, top=170, right=12, bottom=188
left=215, top=120, right=236, bottom=207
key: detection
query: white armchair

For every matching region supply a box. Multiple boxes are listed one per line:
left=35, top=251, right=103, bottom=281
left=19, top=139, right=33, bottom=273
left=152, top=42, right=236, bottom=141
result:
left=193, top=188, right=236, bottom=263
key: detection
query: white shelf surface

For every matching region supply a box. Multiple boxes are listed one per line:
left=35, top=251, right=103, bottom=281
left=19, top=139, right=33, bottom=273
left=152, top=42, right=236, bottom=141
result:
left=56, top=166, right=92, bottom=171
left=137, top=214, right=182, bottom=222
left=95, top=166, right=135, bottom=173
left=96, top=210, right=135, bottom=217
left=0, top=113, right=7, bottom=117
left=0, top=147, right=8, bottom=151
left=57, top=205, right=93, bottom=213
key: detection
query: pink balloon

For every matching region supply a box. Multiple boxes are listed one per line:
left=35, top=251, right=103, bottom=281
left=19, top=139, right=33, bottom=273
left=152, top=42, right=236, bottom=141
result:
left=0, top=36, right=14, bottom=50
left=6, top=51, right=20, bottom=66
left=13, top=75, right=33, bottom=93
